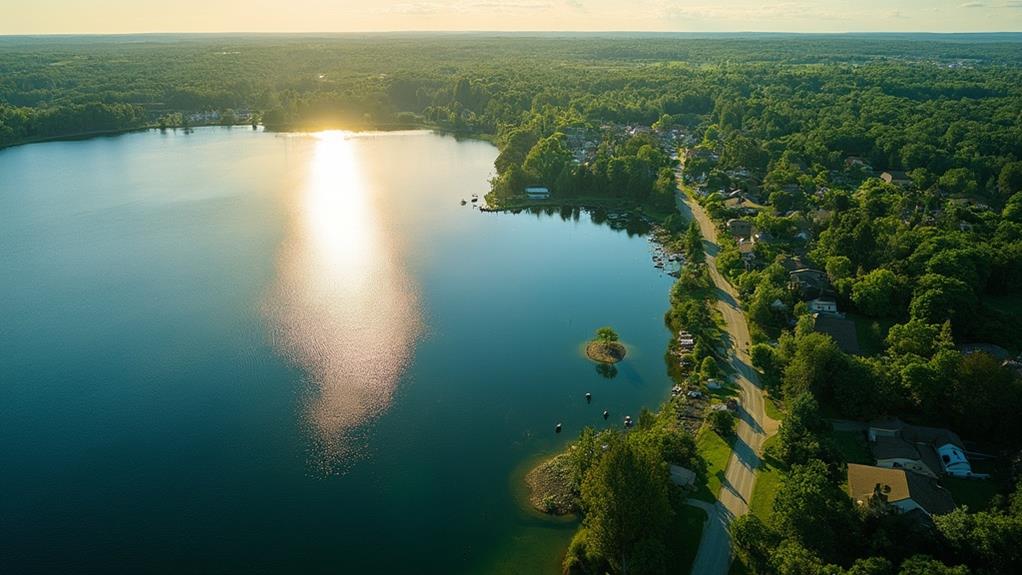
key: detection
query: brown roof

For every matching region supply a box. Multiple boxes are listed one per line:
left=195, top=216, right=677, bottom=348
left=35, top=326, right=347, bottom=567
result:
left=847, top=464, right=955, bottom=517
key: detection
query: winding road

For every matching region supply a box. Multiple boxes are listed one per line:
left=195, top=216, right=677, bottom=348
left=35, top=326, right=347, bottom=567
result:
left=678, top=191, right=779, bottom=575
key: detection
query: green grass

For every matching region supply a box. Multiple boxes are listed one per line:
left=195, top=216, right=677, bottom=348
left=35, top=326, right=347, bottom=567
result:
left=676, top=503, right=708, bottom=574
left=830, top=430, right=873, bottom=465
left=944, top=460, right=1005, bottom=511
left=707, top=380, right=740, bottom=401
left=694, top=426, right=733, bottom=503
left=763, top=395, right=784, bottom=421
left=750, top=434, right=784, bottom=525
left=848, top=313, right=895, bottom=357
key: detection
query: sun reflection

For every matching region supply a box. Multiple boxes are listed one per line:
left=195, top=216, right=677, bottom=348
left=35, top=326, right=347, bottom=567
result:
left=264, top=130, right=421, bottom=474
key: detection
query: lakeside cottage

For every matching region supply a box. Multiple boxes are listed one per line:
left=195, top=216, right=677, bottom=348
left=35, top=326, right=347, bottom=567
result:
left=525, top=186, right=550, bottom=200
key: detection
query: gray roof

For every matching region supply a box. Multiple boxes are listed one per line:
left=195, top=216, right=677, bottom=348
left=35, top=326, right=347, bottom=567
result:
left=813, top=314, right=861, bottom=355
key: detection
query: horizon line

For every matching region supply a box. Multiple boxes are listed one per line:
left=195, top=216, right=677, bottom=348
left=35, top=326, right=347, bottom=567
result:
left=3, top=30, right=1022, bottom=38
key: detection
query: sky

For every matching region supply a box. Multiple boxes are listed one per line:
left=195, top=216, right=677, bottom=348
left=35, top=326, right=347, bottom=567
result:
left=3, top=0, right=1022, bottom=34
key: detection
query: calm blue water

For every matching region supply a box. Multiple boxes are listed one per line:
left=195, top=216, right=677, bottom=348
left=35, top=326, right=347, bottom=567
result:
left=0, top=128, right=676, bottom=574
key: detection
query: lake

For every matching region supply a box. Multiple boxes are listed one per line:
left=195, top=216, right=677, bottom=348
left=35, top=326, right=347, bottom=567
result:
left=0, top=128, right=676, bottom=573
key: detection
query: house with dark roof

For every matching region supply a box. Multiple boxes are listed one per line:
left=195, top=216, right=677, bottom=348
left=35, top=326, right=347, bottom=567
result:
left=788, top=268, right=830, bottom=299
left=725, top=218, right=754, bottom=240
left=847, top=463, right=955, bottom=518
left=812, top=313, right=861, bottom=355
left=868, top=419, right=979, bottom=479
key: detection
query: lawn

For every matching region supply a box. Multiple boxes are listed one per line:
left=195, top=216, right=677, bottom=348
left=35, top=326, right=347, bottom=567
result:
left=763, top=395, right=784, bottom=421
left=830, top=430, right=872, bottom=465
left=693, top=426, right=733, bottom=503
left=944, top=460, right=1005, bottom=511
left=848, top=313, right=895, bottom=357
left=749, top=434, right=784, bottom=525
left=675, top=503, right=708, bottom=574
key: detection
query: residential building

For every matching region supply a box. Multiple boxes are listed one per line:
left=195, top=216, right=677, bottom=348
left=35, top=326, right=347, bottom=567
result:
left=881, top=170, right=912, bottom=186
left=725, top=218, right=754, bottom=239
left=847, top=464, right=955, bottom=518
left=525, top=186, right=550, bottom=200
left=868, top=418, right=979, bottom=479
left=812, top=313, right=861, bottom=355
left=808, top=298, right=839, bottom=315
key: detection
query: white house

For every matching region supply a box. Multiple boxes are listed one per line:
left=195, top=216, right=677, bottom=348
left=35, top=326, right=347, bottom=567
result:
left=868, top=418, right=980, bottom=479
left=525, top=186, right=550, bottom=200
left=808, top=298, right=839, bottom=315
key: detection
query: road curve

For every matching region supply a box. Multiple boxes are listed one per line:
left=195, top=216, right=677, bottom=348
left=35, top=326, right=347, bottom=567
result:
left=678, top=191, right=779, bottom=575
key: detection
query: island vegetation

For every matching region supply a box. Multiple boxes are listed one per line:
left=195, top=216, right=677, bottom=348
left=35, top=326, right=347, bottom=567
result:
left=585, top=326, right=626, bottom=364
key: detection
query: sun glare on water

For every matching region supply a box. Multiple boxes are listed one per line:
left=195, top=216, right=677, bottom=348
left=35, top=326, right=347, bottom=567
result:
left=265, top=131, right=421, bottom=474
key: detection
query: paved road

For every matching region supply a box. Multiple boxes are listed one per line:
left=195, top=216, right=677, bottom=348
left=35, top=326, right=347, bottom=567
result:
left=678, top=190, right=779, bottom=575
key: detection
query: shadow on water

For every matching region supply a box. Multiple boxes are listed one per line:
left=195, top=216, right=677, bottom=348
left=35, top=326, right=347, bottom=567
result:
left=595, top=362, right=618, bottom=379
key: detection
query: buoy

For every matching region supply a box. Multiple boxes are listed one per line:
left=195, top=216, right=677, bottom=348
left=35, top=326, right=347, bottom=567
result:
left=602, top=410, right=609, bottom=420
left=585, top=392, right=592, bottom=403
left=555, top=423, right=562, bottom=434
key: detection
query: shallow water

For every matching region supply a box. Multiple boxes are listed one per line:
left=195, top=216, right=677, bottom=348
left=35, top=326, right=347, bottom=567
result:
left=0, top=128, right=676, bottom=573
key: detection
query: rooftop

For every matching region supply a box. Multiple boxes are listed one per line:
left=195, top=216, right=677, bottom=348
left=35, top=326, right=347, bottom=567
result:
left=847, top=464, right=955, bottom=517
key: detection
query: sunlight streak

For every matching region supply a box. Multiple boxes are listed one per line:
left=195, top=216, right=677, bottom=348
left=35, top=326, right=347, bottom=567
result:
left=264, top=131, right=421, bottom=473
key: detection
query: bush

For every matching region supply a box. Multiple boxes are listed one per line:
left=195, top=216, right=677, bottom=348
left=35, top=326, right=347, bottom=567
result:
left=708, top=409, right=736, bottom=437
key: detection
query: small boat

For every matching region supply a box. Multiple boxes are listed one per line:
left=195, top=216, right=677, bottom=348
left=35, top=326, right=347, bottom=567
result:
left=471, top=197, right=478, bottom=203
left=585, top=392, right=592, bottom=403
left=460, top=199, right=467, bottom=205
left=602, top=410, right=609, bottom=420
left=555, top=423, right=563, bottom=434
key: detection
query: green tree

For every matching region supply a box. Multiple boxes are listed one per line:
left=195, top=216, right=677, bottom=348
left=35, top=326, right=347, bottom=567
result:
left=579, top=439, right=672, bottom=574
left=773, top=459, right=860, bottom=563
left=708, top=409, right=736, bottom=437
left=851, top=268, right=902, bottom=317
left=774, top=393, right=834, bottom=466
left=595, top=326, right=619, bottom=344
left=730, top=514, right=780, bottom=574
left=998, top=161, right=1022, bottom=200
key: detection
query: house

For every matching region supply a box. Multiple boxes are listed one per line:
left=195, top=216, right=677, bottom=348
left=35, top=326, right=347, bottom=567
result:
left=813, top=313, right=861, bottom=355
left=868, top=418, right=980, bottom=479
left=808, top=298, right=839, bottom=315
left=738, top=241, right=757, bottom=269
left=789, top=268, right=830, bottom=299
left=670, top=465, right=697, bottom=488
left=725, top=219, right=754, bottom=239
left=752, top=230, right=775, bottom=244
left=525, top=186, right=550, bottom=200
left=847, top=464, right=955, bottom=518
left=881, top=170, right=912, bottom=187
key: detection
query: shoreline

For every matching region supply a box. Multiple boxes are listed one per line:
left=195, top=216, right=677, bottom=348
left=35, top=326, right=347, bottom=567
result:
left=0, top=121, right=496, bottom=152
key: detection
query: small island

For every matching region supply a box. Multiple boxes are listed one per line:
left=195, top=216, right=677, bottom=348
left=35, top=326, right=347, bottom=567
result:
left=585, top=326, right=626, bottom=363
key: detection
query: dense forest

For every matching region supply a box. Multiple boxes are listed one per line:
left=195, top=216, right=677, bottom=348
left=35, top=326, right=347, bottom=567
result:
left=4, top=33, right=1022, bottom=575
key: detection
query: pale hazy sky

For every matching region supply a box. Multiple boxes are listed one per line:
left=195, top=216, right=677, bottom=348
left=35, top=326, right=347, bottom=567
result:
left=3, top=0, right=1022, bottom=34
